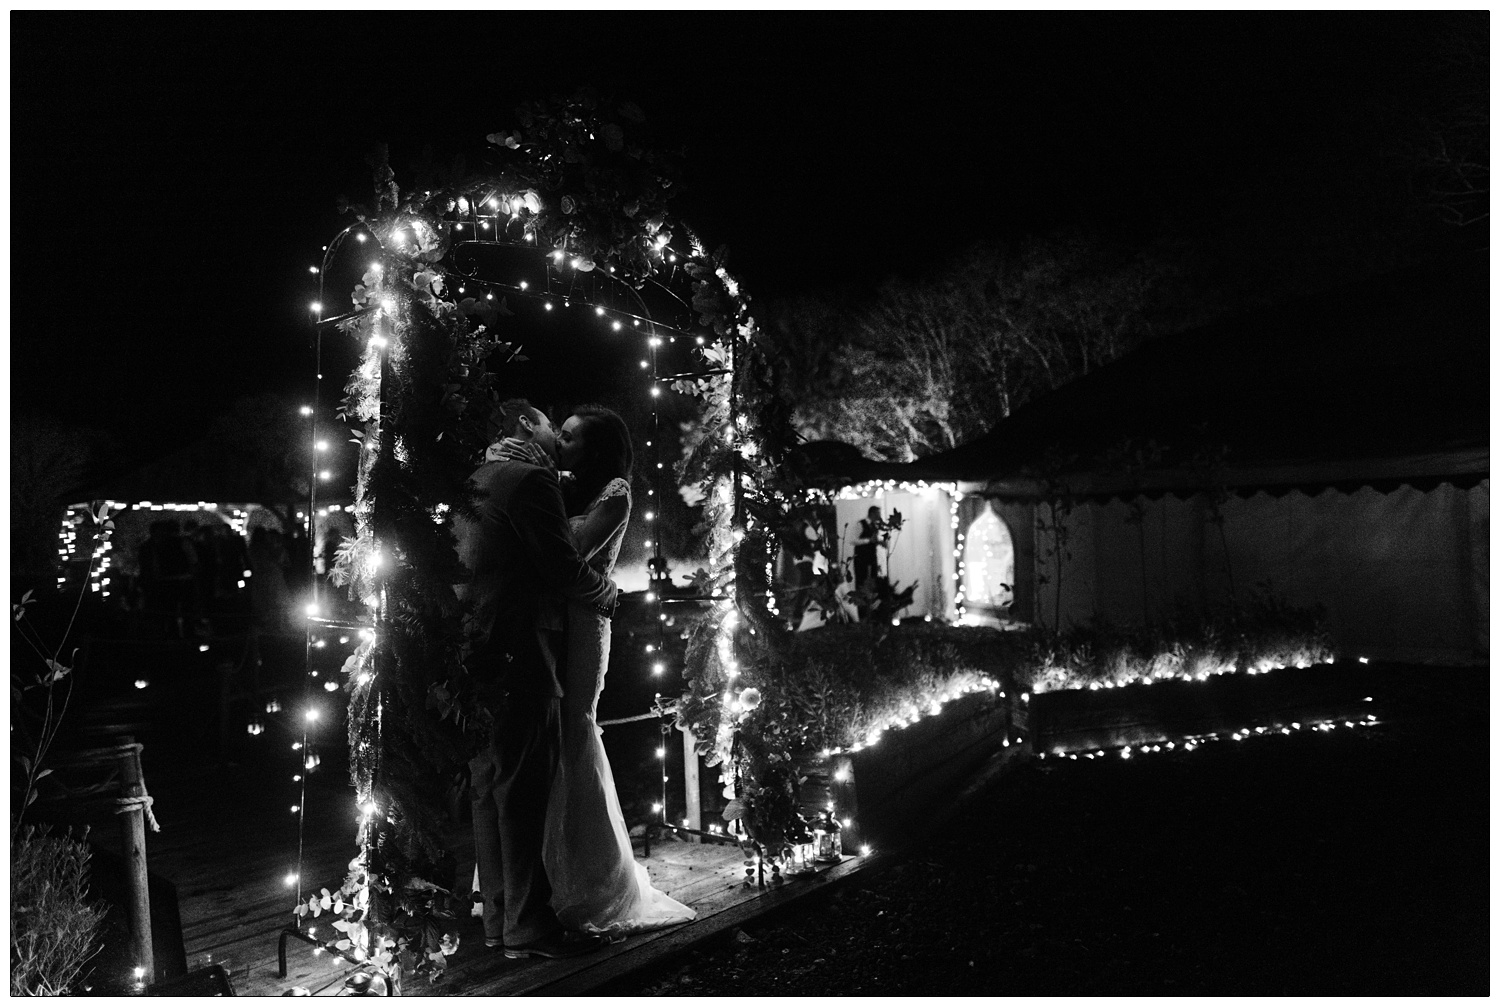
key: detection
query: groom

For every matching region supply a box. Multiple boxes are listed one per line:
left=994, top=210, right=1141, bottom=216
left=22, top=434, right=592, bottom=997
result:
left=453, top=399, right=618, bottom=958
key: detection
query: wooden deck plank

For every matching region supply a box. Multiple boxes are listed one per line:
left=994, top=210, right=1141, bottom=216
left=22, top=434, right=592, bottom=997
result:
left=114, top=750, right=762, bottom=996
left=110, top=708, right=1024, bottom=997
left=435, top=843, right=821, bottom=998
left=224, top=838, right=753, bottom=996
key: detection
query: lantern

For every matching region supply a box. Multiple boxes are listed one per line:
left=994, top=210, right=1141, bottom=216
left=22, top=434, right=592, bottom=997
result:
left=336, top=971, right=396, bottom=996
left=812, top=811, right=843, bottom=862
left=786, top=840, right=817, bottom=874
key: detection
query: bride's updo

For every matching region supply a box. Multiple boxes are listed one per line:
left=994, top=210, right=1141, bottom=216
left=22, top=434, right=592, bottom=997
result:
left=566, top=404, right=633, bottom=514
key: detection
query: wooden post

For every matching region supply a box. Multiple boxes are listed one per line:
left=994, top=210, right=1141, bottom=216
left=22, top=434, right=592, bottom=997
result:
left=118, top=738, right=154, bottom=984
left=217, top=658, right=233, bottom=759
left=681, top=727, right=701, bottom=842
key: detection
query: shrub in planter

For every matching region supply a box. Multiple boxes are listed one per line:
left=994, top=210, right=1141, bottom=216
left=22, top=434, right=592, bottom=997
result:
left=737, top=623, right=1028, bottom=755
left=700, top=622, right=1028, bottom=858
left=1020, top=591, right=1333, bottom=694
left=11, top=825, right=107, bottom=995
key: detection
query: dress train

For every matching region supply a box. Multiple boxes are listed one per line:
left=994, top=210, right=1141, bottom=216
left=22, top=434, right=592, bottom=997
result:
left=541, top=601, right=694, bottom=934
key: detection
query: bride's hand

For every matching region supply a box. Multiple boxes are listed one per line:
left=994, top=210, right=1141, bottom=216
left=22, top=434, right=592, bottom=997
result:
left=486, top=437, right=555, bottom=469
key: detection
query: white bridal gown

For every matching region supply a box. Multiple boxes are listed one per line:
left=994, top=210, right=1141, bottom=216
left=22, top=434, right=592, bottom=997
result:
left=542, top=477, right=696, bottom=934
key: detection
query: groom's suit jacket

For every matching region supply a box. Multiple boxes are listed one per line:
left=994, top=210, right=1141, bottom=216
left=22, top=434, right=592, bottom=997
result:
left=453, top=458, right=616, bottom=697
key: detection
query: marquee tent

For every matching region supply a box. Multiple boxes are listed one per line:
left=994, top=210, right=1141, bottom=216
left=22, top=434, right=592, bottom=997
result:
left=821, top=254, right=1488, bottom=664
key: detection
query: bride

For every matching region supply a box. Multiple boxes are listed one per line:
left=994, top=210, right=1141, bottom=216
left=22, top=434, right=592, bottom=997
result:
left=543, top=404, right=695, bottom=934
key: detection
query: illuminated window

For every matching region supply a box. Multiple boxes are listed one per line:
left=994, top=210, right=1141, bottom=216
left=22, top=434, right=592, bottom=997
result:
left=963, top=506, right=1014, bottom=611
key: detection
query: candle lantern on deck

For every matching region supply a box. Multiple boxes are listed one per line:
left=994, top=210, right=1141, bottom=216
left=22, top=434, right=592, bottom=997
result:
left=336, top=970, right=396, bottom=996
left=786, top=839, right=817, bottom=874
left=811, top=810, right=843, bottom=862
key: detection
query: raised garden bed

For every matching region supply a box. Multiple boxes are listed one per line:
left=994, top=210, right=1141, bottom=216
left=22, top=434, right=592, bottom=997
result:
left=794, top=687, right=1030, bottom=850
left=701, top=613, right=1334, bottom=859
left=1028, top=662, right=1380, bottom=754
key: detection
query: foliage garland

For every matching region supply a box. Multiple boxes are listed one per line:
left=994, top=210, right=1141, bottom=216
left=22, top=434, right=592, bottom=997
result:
left=312, top=90, right=801, bottom=982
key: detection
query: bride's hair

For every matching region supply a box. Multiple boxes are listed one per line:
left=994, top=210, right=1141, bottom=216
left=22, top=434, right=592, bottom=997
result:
left=567, top=404, right=633, bottom=513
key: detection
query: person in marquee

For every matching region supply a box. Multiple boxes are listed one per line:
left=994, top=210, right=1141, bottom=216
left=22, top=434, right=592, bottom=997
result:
left=452, top=399, right=617, bottom=959
left=853, top=505, right=884, bottom=588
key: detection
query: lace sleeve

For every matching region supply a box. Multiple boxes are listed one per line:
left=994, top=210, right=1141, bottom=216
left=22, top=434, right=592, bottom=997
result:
left=598, top=477, right=632, bottom=502
left=573, top=483, right=631, bottom=565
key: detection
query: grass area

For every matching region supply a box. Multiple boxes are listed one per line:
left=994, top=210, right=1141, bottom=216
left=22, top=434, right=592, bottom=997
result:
left=616, top=688, right=1487, bottom=996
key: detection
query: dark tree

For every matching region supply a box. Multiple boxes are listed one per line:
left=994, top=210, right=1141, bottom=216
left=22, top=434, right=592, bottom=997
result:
left=765, top=235, right=1161, bottom=461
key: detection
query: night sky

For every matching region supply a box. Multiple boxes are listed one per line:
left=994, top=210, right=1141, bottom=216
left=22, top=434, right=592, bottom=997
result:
left=9, top=12, right=1482, bottom=464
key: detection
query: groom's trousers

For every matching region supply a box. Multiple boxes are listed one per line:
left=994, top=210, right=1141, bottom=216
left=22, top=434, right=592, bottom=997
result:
left=471, top=688, right=563, bottom=946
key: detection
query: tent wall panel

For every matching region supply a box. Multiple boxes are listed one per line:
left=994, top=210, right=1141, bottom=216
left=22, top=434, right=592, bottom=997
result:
left=1032, top=483, right=1487, bottom=665
left=993, top=501, right=1035, bottom=624
left=1467, top=480, right=1489, bottom=654
left=1034, top=501, right=1097, bottom=633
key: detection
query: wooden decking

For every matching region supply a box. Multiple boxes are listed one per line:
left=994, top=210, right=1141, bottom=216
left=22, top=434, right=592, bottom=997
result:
left=231, top=836, right=768, bottom=997
left=90, top=748, right=861, bottom=997
left=78, top=675, right=1027, bottom=997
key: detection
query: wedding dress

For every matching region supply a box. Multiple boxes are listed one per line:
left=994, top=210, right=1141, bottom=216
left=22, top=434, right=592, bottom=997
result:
left=542, top=476, right=696, bottom=934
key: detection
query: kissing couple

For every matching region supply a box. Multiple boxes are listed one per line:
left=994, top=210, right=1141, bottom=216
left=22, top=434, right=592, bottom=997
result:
left=453, top=399, right=695, bottom=959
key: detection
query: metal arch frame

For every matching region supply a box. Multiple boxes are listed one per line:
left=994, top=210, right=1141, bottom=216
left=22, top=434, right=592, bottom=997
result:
left=280, top=213, right=744, bottom=976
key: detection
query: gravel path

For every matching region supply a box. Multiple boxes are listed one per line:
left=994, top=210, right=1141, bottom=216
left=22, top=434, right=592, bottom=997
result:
left=613, top=705, right=1487, bottom=996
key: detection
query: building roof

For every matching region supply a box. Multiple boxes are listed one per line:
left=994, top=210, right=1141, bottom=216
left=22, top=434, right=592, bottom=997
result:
left=829, top=254, right=1489, bottom=499
left=77, top=434, right=346, bottom=508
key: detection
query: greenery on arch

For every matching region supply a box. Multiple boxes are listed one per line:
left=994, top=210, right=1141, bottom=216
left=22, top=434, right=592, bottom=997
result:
left=317, top=90, right=799, bottom=981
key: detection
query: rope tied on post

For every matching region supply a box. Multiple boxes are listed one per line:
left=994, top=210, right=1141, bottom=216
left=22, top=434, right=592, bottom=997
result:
left=49, top=740, right=146, bottom=768
left=598, top=696, right=679, bottom=728
left=113, top=793, right=160, bottom=833
left=597, top=710, right=663, bottom=727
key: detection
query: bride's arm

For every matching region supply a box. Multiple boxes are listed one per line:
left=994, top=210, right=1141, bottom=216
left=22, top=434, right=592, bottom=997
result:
left=571, top=494, right=629, bottom=564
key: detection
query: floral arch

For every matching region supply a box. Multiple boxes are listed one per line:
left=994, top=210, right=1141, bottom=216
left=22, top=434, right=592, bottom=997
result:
left=287, top=92, right=796, bottom=981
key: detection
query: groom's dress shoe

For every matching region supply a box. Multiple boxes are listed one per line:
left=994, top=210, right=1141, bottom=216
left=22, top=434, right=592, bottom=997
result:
left=503, top=931, right=610, bottom=959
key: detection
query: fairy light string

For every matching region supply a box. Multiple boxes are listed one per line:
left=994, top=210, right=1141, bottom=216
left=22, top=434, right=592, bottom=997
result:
left=270, top=96, right=792, bottom=981
left=293, top=288, right=326, bottom=913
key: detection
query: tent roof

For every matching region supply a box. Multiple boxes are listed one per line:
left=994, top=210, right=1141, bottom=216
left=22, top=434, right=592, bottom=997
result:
left=825, top=254, right=1489, bottom=499
left=76, top=434, right=347, bottom=508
